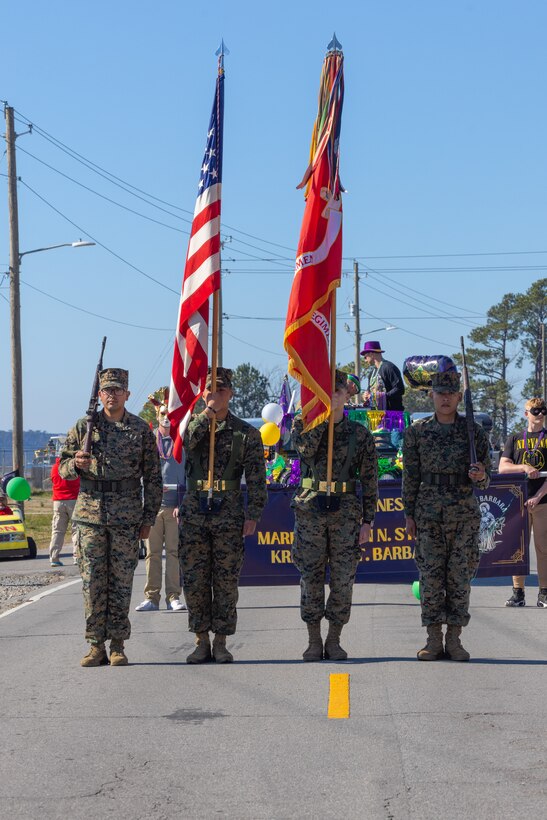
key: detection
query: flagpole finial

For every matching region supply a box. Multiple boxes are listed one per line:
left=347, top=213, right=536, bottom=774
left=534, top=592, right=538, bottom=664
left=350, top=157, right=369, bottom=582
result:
left=215, top=39, right=230, bottom=71
left=327, top=33, right=343, bottom=53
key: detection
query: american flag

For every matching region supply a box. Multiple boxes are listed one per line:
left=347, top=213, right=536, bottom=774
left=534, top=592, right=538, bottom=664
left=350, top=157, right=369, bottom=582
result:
left=168, top=68, right=224, bottom=461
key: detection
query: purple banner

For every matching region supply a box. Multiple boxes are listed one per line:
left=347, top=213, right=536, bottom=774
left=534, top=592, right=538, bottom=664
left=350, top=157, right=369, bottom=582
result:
left=240, top=474, right=529, bottom=585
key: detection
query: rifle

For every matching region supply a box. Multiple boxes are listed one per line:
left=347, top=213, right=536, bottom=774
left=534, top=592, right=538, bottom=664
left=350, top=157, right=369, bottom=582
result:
left=82, top=337, right=107, bottom=454
left=460, top=336, right=478, bottom=470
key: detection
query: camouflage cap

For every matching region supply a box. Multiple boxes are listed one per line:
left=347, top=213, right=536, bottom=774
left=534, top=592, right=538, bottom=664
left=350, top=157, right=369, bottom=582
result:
left=99, top=368, right=129, bottom=391
left=335, top=369, right=350, bottom=391
left=205, top=366, right=233, bottom=390
left=431, top=370, right=461, bottom=393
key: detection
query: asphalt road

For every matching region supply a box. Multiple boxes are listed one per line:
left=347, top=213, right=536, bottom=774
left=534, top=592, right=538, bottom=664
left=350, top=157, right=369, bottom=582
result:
left=0, top=554, right=545, bottom=820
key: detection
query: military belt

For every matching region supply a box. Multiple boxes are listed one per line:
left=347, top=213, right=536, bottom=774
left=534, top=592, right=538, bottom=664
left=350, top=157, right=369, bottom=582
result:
left=80, top=478, right=141, bottom=493
left=421, top=472, right=470, bottom=487
left=300, top=478, right=358, bottom=494
left=187, top=479, right=241, bottom=492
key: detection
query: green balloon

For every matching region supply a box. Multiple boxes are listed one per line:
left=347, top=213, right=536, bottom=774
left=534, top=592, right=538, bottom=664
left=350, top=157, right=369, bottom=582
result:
left=412, top=580, right=421, bottom=601
left=6, top=476, right=31, bottom=501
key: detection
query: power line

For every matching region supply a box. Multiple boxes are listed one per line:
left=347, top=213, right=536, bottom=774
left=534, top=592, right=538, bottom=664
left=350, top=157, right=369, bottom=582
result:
left=363, top=268, right=480, bottom=329
left=17, top=143, right=292, bottom=271
left=12, top=110, right=547, bottom=269
left=364, top=268, right=483, bottom=315
left=350, top=250, right=547, bottom=260
left=224, top=312, right=488, bottom=321
left=12, top=108, right=298, bottom=254
left=223, top=329, right=286, bottom=358
left=17, top=145, right=190, bottom=235
left=12, top=111, right=547, bottom=275
left=362, top=264, right=547, bottom=273
left=19, top=179, right=179, bottom=295
left=20, top=279, right=172, bottom=330
left=362, top=278, right=480, bottom=329
left=361, top=309, right=457, bottom=347
left=128, top=336, right=175, bottom=412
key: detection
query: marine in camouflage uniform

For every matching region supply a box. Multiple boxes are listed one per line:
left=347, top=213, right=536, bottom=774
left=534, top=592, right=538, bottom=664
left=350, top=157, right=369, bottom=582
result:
left=291, top=370, right=378, bottom=661
left=179, top=367, right=267, bottom=664
left=60, top=368, right=162, bottom=667
left=402, top=370, right=491, bottom=661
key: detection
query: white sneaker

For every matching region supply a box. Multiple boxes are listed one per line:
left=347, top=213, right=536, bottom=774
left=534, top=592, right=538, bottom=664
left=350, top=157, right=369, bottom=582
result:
left=167, top=598, right=187, bottom=612
left=135, top=599, right=159, bottom=612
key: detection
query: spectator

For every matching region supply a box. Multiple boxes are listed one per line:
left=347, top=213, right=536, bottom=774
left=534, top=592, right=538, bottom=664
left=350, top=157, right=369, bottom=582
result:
left=135, top=393, right=186, bottom=612
left=0, top=493, right=14, bottom=516
left=361, top=340, right=405, bottom=411
left=49, top=457, right=80, bottom=567
left=346, top=374, right=361, bottom=406
left=499, top=397, right=547, bottom=609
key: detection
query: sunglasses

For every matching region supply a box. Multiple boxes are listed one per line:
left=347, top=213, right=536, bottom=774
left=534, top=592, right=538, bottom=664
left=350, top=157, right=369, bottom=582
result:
left=100, top=387, right=126, bottom=396
left=528, top=407, right=547, bottom=416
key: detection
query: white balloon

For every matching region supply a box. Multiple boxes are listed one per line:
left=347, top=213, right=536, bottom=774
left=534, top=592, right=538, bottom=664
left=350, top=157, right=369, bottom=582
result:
left=261, top=402, right=284, bottom=425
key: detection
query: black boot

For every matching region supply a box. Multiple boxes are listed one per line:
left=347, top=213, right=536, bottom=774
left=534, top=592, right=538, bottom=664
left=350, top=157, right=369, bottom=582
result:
left=303, top=622, right=323, bottom=661
left=324, top=623, right=348, bottom=661
left=505, top=588, right=525, bottom=607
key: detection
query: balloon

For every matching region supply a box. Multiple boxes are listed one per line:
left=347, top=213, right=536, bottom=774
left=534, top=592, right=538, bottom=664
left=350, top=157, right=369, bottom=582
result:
left=261, top=402, right=284, bottom=426
left=6, top=476, right=31, bottom=501
left=412, top=580, right=420, bottom=601
left=260, top=422, right=281, bottom=447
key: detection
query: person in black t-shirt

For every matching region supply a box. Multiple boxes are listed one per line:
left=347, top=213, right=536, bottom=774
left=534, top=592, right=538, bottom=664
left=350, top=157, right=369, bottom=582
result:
left=499, top=397, right=547, bottom=608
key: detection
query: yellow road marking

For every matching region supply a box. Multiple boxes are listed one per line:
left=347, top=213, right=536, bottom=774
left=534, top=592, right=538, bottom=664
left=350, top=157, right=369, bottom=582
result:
left=328, top=672, right=350, bottom=719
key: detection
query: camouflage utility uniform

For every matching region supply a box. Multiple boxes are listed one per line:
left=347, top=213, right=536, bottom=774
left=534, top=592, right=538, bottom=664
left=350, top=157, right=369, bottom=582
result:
left=60, top=408, right=162, bottom=646
left=180, top=411, right=267, bottom=636
left=402, top=414, right=491, bottom=626
left=291, top=416, right=377, bottom=626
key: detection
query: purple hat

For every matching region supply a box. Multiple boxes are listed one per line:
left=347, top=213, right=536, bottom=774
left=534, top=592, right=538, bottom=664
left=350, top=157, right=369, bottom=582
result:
left=361, top=340, right=384, bottom=355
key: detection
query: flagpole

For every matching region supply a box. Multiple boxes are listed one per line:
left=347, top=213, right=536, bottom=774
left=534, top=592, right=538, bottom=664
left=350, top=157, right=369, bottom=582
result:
left=206, top=290, right=220, bottom=501
left=326, top=288, right=337, bottom=506
left=205, top=40, right=228, bottom=505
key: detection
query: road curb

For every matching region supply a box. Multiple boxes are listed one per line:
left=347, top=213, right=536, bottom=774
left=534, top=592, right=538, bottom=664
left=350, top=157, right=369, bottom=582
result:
left=0, top=577, right=82, bottom=620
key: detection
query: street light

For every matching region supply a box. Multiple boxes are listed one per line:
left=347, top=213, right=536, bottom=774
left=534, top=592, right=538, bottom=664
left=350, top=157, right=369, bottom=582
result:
left=363, top=325, right=397, bottom=335
left=9, top=239, right=95, bottom=489
left=344, top=323, right=397, bottom=355
left=19, top=239, right=95, bottom=262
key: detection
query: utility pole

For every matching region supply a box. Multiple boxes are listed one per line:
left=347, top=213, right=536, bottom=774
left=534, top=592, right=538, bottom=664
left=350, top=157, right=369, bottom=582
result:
left=5, top=106, right=23, bottom=479
left=353, top=260, right=361, bottom=380
left=542, top=323, right=546, bottom=403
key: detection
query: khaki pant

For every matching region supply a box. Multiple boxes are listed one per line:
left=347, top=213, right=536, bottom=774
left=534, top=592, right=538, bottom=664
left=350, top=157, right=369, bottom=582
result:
left=513, top=503, right=547, bottom=589
left=49, top=499, right=77, bottom=562
left=144, top=507, right=181, bottom=605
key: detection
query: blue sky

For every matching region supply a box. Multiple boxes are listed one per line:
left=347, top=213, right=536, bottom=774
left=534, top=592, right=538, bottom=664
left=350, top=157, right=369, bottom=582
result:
left=1, top=0, right=546, bottom=432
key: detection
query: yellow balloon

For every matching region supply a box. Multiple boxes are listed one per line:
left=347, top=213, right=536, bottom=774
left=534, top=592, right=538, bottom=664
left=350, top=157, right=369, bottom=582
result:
left=260, top=422, right=281, bottom=447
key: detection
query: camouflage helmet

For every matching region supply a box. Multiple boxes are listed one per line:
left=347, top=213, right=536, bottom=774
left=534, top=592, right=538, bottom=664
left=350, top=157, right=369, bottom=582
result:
left=205, top=366, right=233, bottom=390
left=431, top=371, right=461, bottom=393
left=99, top=368, right=128, bottom=391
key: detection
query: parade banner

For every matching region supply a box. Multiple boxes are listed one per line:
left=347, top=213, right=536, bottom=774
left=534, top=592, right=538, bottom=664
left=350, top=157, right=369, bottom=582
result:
left=239, top=474, right=529, bottom=585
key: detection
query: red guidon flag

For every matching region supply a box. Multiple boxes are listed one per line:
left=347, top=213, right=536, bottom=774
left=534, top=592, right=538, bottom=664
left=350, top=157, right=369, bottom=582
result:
left=168, top=66, right=224, bottom=461
left=284, top=46, right=344, bottom=431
